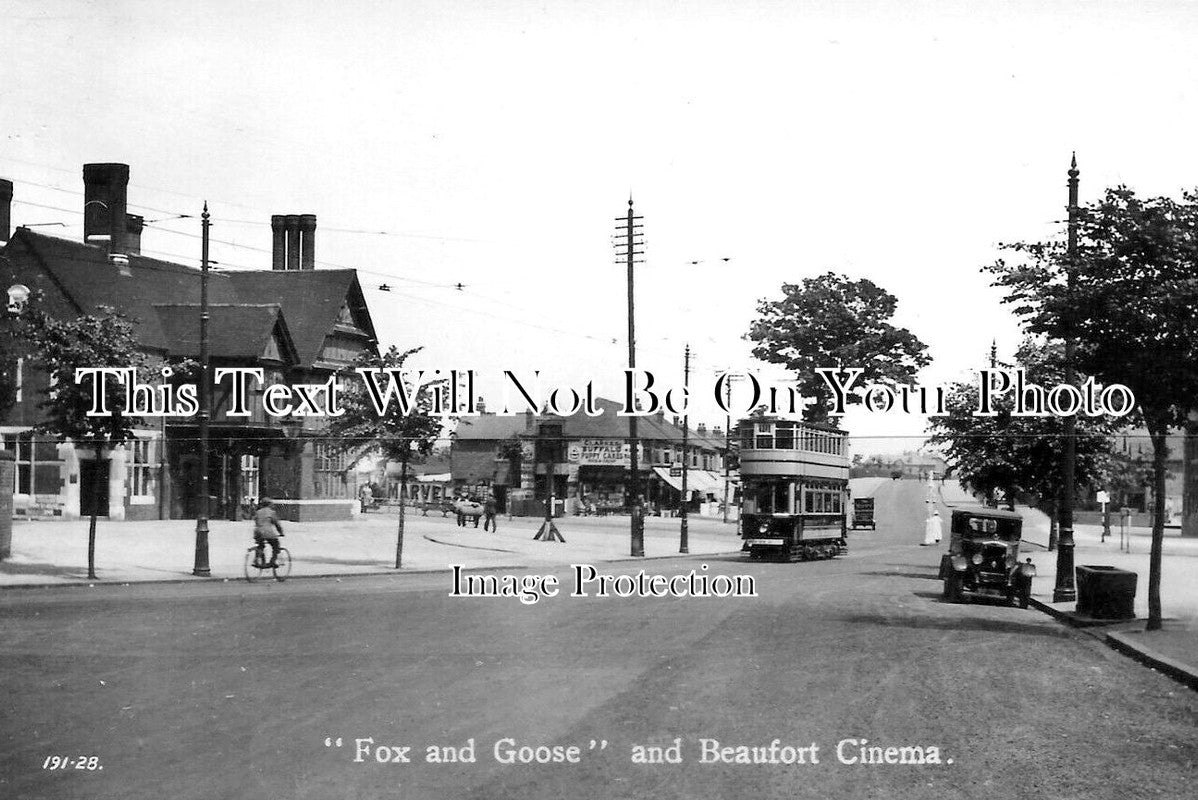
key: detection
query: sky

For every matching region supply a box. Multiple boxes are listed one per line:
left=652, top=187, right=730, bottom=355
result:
left=4, top=0, right=1198, bottom=455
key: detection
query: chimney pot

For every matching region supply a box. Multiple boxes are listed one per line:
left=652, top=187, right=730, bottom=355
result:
left=83, top=163, right=130, bottom=254
left=0, top=178, right=12, bottom=243
left=271, top=215, right=286, bottom=270
left=124, top=214, right=143, bottom=255
left=284, top=214, right=301, bottom=270
left=298, top=213, right=316, bottom=270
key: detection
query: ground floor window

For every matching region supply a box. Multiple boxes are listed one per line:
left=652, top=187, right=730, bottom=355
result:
left=130, top=439, right=156, bottom=497
left=313, top=442, right=349, bottom=498
left=1, top=432, right=62, bottom=495
left=240, top=454, right=259, bottom=502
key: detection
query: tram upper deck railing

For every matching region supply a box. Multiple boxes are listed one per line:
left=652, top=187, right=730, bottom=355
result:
left=737, top=420, right=847, bottom=457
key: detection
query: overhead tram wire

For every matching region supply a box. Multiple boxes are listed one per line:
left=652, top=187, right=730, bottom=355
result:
left=1, top=166, right=505, bottom=246
left=7, top=170, right=744, bottom=365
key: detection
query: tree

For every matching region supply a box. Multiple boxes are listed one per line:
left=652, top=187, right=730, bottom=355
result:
left=325, top=346, right=445, bottom=568
left=26, top=307, right=147, bottom=580
left=987, top=187, right=1198, bottom=630
left=745, top=273, right=930, bottom=421
left=926, top=339, right=1118, bottom=527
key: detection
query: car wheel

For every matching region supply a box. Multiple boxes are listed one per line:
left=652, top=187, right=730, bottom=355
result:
left=943, top=574, right=962, bottom=602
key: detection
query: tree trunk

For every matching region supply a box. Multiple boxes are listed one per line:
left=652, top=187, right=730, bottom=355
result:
left=1147, top=425, right=1168, bottom=631
left=87, top=443, right=102, bottom=580
left=395, top=458, right=407, bottom=569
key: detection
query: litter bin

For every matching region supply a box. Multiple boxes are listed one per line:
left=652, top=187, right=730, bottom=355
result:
left=1075, top=565, right=1137, bottom=620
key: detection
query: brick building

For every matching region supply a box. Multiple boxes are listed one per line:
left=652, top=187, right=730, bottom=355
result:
left=450, top=398, right=731, bottom=516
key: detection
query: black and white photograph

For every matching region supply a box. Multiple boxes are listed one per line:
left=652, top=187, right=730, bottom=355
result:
left=1, top=2, right=1196, bottom=798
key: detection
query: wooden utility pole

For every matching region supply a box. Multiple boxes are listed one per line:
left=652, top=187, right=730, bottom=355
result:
left=719, top=371, right=743, bottom=525
left=192, top=202, right=212, bottom=577
left=615, top=198, right=644, bottom=556
left=680, top=344, right=690, bottom=554
left=1054, top=154, right=1079, bottom=603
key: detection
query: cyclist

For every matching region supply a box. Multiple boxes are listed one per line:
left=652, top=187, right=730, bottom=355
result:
left=252, top=498, right=284, bottom=568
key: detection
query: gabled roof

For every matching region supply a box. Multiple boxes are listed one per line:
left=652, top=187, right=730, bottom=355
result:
left=226, top=270, right=376, bottom=367
left=5, top=228, right=375, bottom=368
left=154, top=304, right=298, bottom=362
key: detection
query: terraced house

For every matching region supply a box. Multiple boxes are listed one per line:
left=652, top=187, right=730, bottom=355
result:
left=0, top=164, right=378, bottom=521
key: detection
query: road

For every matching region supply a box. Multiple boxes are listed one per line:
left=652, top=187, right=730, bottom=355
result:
left=1, top=479, right=1195, bottom=800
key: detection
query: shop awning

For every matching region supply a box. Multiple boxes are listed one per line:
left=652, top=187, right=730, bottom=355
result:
left=651, top=467, right=729, bottom=496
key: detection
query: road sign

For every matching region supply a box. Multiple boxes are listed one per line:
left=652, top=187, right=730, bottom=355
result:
left=1096, top=490, right=1110, bottom=504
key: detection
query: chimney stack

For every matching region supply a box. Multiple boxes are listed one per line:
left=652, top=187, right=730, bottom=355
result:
left=299, top=214, right=316, bottom=270
left=0, top=178, right=11, bottom=243
left=712, top=426, right=722, bottom=438
left=271, top=213, right=317, bottom=270
left=83, top=163, right=130, bottom=254
left=124, top=214, right=144, bottom=255
left=271, top=215, right=286, bottom=270
left=697, top=423, right=707, bottom=435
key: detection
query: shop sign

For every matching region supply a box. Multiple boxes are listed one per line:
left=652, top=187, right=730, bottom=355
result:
left=567, top=439, right=643, bottom=466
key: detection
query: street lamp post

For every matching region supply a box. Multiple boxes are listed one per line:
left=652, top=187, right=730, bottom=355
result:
left=1054, top=155, right=1079, bottom=603
left=192, top=202, right=212, bottom=577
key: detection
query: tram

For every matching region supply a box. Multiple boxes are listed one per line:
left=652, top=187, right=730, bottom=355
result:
left=737, top=415, right=850, bottom=561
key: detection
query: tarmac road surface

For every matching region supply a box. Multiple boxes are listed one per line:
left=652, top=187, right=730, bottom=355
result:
left=1, top=479, right=1194, bottom=800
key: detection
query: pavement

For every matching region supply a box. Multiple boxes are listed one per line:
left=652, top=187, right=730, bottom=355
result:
left=932, top=480, right=1198, bottom=691
left=0, top=508, right=742, bottom=587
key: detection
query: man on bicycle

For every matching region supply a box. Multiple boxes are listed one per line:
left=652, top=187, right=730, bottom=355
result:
left=253, top=498, right=284, bottom=568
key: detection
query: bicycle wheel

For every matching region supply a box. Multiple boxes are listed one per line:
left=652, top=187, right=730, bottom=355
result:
left=272, top=548, right=292, bottom=581
left=244, top=548, right=260, bottom=583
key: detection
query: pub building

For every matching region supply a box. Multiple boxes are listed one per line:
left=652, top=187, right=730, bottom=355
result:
left=0, top=164, right=378, bottom=521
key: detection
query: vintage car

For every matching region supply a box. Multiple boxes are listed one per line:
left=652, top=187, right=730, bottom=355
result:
left=938, top=507, right=1036, bottom=608
left=851, top=497, right=876, bottom=530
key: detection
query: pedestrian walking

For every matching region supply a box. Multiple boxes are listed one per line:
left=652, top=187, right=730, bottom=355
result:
left=483, top=494, right=498, bottom=532
left=359, top=483, right=373, bottom=514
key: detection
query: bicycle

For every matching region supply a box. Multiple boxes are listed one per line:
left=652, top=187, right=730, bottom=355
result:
left=244, top=536, right=292, bottom=582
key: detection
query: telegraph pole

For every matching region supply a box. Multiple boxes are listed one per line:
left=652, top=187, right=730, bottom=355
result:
left=680, top=344, right=691, bottom=554
left=1054, top=154, right=1080, bottom=603
left=192, top=202, right=212, bottom=577
left=615, top=197, right=644, bottom=556
left=719, top=371, right=743, bottom=524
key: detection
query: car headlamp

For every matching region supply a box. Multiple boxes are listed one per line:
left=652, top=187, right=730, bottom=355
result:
left=759, top=523, right=769, bottom=534
left=971, top=553, right=984, bottom=565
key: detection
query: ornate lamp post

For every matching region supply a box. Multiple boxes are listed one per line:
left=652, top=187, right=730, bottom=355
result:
left=1054, top=155, right=1080, bottom=603
left=192, top=203, right=212, bottom=577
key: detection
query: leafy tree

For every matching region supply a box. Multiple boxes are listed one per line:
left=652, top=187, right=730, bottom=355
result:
left=987, top=187, right=1198, bottom=630
left=26, top=307, right=147, bottom=580
left=745, top=273, right=930, bottom=421
left=326, top=346, right=445, bottom=568
left=927, top=340, right=1118, bottom=530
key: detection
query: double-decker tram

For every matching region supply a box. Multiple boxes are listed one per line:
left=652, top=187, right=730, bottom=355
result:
left=738, top=415, right=850, bottom=561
